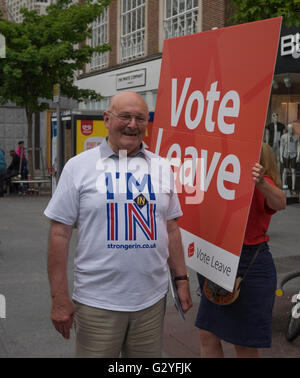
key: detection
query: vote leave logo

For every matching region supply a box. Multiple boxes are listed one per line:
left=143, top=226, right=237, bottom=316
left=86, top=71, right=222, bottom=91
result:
left=188, top=242, right=195, bottom=258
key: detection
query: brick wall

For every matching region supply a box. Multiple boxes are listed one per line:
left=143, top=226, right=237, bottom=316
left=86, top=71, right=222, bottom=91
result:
left=108, top=1, right=118, bottom=68
left=147, top=0, right=159, bottom=56
left=202, top=0, right=227, bottom=31
left=0, top=0, right=8, bottom=20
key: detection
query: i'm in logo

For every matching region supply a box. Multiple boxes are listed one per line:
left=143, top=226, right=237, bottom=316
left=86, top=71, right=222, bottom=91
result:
left=106, top=173, right=157, bottom=242
left=134, top=194, right=148, bottom=209
left=0, top=34, right=6, bottom=58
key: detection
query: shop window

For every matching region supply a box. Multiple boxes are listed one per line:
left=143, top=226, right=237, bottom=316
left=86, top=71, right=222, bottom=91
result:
left=269, top=73, right=300, bottom=127
left=100, top=97, right=110, bottom=111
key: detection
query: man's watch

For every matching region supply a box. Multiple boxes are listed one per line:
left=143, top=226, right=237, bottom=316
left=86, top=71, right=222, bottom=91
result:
left=174, top=273, right=189, bottom=281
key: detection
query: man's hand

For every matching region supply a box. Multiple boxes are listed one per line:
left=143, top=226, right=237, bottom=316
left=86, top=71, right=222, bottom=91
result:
left=167, top=219, right=193, bottom=313
left=175, top=280, right=193, bottom=313
left=51, top=295, right=74, bottom=339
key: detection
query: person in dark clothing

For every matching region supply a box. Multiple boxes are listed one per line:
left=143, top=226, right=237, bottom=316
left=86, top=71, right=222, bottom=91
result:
left=0, top=150, right=25, bottom=194
left=7, top=150, right=21, bottom=175
left=16, top=142, right=29, bottom=193
left=0, top=148, right=6, bottom=197
left=195, top=143, right=286, bottom=358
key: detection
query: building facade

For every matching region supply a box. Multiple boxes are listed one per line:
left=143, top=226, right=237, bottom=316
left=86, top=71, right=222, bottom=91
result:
left=1, top=0, right=232, bottom=173
left=75, top=1, right=300, bottom=196
left=76, top=0, right=231, bottom=112
left=2, top=0, right=299, bottom=192
left=272, top=24, right=300, bottom=130
left=0, top=0, right=8, bottom=19
left=0, top=0, right=77, bottom=173
left=5, top=0, right=51, bottom=23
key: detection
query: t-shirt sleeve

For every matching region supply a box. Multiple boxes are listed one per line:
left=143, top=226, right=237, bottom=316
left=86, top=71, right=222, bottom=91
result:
left=166, top=167, right=183, bottom=220
left=166, top=190, right=183, bottom=220
left=44, top=163, right=79, bottom=225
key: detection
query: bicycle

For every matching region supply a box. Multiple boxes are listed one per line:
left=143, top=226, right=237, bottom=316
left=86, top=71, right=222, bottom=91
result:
left=276, top=271, right=300, bottom=342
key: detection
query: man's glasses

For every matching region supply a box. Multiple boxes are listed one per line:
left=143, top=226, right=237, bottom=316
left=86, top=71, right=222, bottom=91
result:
left=108, top=111, right=149, bottom=126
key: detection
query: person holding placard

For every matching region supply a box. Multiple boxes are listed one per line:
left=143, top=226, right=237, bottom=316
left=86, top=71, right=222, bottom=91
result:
left=195, top=143, right=286, bottom=358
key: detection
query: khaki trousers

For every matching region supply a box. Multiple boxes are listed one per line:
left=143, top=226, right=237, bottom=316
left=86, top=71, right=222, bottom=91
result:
left=74, top=296, right=166, bottom=358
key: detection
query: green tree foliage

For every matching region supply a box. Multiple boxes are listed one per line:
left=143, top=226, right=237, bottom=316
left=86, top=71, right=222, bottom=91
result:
left=0, top=0, right=112, bottom=176
left=229, top=0, right=300, bottom=26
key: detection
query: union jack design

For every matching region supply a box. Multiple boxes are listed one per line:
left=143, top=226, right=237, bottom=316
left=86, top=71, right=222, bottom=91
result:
left=106, top=202, right=157, bottom=241
left=106, top=203, right=118, bottom=240
left=125, top=203, right=157, bottom=241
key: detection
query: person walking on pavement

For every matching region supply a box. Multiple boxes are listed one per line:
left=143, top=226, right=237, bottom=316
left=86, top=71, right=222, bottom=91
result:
left=16, top=141, right=28, bottom=194
left=195, top=143, right=286, bottom=358
left=0, top=147, right=6, bottom=197
left=0, top=150, right=22, bottom=195
left=45, top=91, right=192, bottom=358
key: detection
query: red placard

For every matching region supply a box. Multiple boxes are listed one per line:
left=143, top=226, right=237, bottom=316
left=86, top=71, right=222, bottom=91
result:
left=149, top=18, right=282, bottom=291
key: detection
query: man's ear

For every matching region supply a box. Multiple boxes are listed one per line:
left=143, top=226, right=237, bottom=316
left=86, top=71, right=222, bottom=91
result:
left=103, top=111, right=109, bottom=129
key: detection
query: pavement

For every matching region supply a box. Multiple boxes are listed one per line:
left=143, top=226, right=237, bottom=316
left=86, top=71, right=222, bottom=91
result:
left=0, top=194, right=300, bottom=358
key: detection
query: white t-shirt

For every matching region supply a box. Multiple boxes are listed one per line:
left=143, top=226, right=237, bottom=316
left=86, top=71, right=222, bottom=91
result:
left=44, top=140, right=182, bottom=311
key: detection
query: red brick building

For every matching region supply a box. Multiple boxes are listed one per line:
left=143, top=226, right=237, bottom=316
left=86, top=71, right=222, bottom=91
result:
left=76, top=0, right=232, bottom=112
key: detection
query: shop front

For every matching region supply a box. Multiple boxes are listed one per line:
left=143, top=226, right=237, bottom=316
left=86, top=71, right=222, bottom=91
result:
left=266, top=24, right=300, bottom=202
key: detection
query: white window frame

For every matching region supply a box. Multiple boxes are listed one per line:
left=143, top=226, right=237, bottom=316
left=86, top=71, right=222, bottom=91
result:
left=90, top=7, right=108, bottom=71
left=163, top=0, right=199, bottom=40
left=120, top=0, right=146, bottom=63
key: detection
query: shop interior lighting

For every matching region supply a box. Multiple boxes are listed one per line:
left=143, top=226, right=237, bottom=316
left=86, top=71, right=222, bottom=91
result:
left=272, top=80, right=279, bottom=89
left=283, top=77, right=291, bottom=88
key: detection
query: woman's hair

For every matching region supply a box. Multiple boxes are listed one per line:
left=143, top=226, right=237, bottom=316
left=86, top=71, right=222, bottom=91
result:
left=259, top=142, right=282, bottom=188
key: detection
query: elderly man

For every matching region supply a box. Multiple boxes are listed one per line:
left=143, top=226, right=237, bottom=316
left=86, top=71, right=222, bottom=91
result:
left=45, top=91, right=192, bottom=358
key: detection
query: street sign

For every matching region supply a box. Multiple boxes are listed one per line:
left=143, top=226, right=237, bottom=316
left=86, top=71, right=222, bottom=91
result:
left=53, top=83, right=60, bottom=103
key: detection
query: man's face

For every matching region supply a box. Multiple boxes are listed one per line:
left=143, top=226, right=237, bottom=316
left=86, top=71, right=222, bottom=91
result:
left=104, top=93, right=148, bottom=156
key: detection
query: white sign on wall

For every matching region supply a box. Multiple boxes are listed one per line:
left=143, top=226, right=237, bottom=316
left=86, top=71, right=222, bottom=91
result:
left=281, top=33, right=300, bottom=58
left=116, top=69, right=146, bottom=90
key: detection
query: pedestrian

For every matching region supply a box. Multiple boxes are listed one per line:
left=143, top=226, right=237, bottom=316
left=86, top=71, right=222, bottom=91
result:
left=16, top=141, right=26, bottom=160
left=16, top=141, right=28, bottom=194
left=195, top=142, right=286, bottom=358
left=0, top=150, right=24, bottom=194
left=44, top=91, right=193, bottom=358
left=16, top=141, right=28, bottom=178
left=0, top=147, right=6, bottom=197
